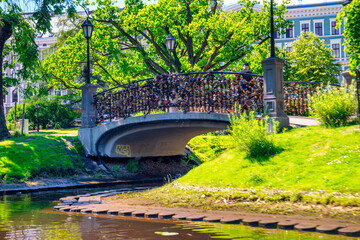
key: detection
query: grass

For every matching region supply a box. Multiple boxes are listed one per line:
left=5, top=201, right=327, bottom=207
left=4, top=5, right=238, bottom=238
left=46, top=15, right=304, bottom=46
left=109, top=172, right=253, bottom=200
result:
left=0, top=128, right=84, bottom=182
left=108, top=125, right=360, bottom=217
left=185, top=125, right=360, bottom=192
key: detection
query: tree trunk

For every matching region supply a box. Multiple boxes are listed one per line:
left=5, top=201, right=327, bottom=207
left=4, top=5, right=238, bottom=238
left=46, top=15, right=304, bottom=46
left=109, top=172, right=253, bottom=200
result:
left=0, top=20, right=14, bottom=141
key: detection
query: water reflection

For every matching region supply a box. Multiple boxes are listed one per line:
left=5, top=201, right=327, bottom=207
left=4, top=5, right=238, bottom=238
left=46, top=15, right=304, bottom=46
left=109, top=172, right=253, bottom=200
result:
left=0, top=188, right=357, bottom=239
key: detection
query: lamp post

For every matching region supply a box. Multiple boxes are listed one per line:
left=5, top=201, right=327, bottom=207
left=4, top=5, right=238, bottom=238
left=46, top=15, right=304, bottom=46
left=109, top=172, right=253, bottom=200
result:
left=82, top=17, right=94, bottom=84
left=35, top=103, right=40, bottom=132
left=270, top=0, right=275, bottom=58
left=165, top=34, right=176, bottom=74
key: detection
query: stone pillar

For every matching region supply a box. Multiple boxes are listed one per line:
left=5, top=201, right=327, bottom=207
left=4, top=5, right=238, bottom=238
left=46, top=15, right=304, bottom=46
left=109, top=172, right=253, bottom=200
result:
left=261, top=57, right=289, bottom=129
left=342, top=71, right=356, bottom=86
left=81, top=83, right=98, bottom=128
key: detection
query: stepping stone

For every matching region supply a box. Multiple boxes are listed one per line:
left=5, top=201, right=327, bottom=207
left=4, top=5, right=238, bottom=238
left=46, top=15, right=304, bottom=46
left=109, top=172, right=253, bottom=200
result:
left=145, top=212, right=159, bottom=218
left=242, top=218, right=261, bottom=227
left=119, top=210, right=134, bottom=216
left=186, top=215, right=206, bottom=221
left=93, top=209, right=108, bottom=214
left=259, top=219, right=279, bottom=229
left=108, top=210, right=120, bottom=215
left=78, top=196, right=101, bottom=204
left=53, top=205, right=63, bottom=210
left=220, top=217, right=242, bottom=224
left=295, top=224, right=318, bottom=232
left=338, top=227, right=360, bottom=237
left=80, top=209, right=93, bottom=214
left=60, top=207, right=71, bottom=212
left=61, top=199, right=77, bottom=204
left=132, top=211, right=147, bottom=217
left=316, top=225, right=343, bottom=234
left=278, top=220, right=299, bottom=230
left=158, top=212, right=176, bottom=219
left=70, top=208, right=82, bottom=213
left=172, top=215, right=188, bottom=221
left=203, top=217, right=221, bottom=223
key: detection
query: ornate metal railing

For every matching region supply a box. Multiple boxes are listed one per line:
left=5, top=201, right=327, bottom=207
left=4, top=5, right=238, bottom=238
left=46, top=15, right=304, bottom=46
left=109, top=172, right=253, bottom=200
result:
left=94, top=73, right=342, bottom=123
left=94, top=72, right=264, bottom=123
left=284, top=82, right=340, bottom=116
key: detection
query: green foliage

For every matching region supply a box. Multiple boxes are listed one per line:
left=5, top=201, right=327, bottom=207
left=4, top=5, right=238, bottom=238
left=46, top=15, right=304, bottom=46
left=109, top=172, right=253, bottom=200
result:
left=229, top=111, right=279, bottom=158
left=113, top=165, right=121, bottom=172
left=309, top=85, right=356, bottom=127
left=337, top=0, right=360, bottom=74
left=42, top=0, right=290, bottom=91
left=7, top=98, right=77, bottom=129
left=126, top=159, right=142, bottom=173
left=0, top=135, right=84, bottom=182
left=285, top=32, right=341, bottom=83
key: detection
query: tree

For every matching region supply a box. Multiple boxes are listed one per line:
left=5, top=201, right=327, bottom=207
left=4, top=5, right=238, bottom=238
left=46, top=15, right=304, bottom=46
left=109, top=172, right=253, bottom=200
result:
left=285, top=32, right=341, bottom=83
left=337, top=0, right=360, bottom=75
left=0, top=1, right=77, bottom=141
left=42, top=0, right=290, bottom=91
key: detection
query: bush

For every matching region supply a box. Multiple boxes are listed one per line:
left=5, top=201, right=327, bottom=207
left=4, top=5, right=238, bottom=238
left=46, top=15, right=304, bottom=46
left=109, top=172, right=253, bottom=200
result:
left=309, top=85, right=356, bottom=127
left=7, top=98, right=77, bottom=129
left=229, top=111, right=279, bottom=158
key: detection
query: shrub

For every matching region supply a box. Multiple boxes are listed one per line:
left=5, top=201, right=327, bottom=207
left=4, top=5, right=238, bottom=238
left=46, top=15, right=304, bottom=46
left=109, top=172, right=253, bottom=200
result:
left=229, top=111, right=279, bottom=158
left=309, top=85, right=356, bottom=127
left=7, top=98, right=77, bottom=129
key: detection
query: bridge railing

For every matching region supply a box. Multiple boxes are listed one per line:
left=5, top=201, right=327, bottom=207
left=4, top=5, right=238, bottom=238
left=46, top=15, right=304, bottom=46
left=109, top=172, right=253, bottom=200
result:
left=94, top=73, right=342, bottom=123
left=284, top=81, right=340, bottom=116
left=94, top=72, right=264, bottom=123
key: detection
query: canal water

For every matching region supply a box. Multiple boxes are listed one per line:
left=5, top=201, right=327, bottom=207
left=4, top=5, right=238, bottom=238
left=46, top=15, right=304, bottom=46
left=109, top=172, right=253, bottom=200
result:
left=0, top=187, right=356, bottom=240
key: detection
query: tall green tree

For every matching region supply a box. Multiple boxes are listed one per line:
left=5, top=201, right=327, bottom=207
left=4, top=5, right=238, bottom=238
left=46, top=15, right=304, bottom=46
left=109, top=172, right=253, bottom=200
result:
left=285, top=32, right=341, bottom=83
left=337, top=0, right=360, bottom=75
left=42, top=0, right=290, bottom=91
left=0, top=1, right=77, bottom=141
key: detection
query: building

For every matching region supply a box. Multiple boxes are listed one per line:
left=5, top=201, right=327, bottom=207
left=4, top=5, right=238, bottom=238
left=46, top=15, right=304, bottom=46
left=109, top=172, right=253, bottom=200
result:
left=276, top=1, right=348, bottom=83
left=227, top=0, right=348, bottom=84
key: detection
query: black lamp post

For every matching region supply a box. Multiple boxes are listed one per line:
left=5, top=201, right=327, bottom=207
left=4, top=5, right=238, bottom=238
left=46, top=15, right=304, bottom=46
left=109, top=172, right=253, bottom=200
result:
left=165, top=33, right=176, bottom=74
left=35, top=103, right=40, bottom=132
left=82, top=17, right=94, bottom=84
left=270, top=0, right=276, bottom=58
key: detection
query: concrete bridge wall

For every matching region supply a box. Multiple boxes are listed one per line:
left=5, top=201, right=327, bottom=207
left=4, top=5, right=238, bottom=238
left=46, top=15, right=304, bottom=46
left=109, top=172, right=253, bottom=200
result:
left=78, top=112, right=230, bottom=158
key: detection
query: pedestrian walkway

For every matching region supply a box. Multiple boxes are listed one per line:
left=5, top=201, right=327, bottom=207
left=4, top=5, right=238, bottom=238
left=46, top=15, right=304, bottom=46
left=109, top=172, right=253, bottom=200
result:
left=288, top=116, right=321, bottom=127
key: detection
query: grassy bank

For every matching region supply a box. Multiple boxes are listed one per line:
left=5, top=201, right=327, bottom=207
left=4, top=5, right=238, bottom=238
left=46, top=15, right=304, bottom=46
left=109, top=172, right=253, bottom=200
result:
left=109, top=125, right=360, bottom=218
left=0, top=128, right=85, bottom=182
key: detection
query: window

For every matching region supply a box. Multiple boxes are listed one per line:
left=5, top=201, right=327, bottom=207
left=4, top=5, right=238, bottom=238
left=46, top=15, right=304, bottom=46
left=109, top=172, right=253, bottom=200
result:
left=274, top=29, right=281, bottom=39
left=315, top=22, right=323, bottom=36
left=286, top=47, right=293, bottom=52
left=332, top=43, right=340, bottom=58
left=12, top=90, right=18, bottom=103
left=301, top=23, right=309, bottom=32
left=55, top=90, right=61, bottom=96
left=43, top=44, right=47, bottom=47
left=286, top=28, right=293, bottom=38
left=331, top=21, right=339, bottom=35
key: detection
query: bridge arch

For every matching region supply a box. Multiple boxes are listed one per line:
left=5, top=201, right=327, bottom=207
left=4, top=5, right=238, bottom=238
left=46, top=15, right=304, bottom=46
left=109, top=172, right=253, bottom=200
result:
left=78, top=112, right=230, bottom=158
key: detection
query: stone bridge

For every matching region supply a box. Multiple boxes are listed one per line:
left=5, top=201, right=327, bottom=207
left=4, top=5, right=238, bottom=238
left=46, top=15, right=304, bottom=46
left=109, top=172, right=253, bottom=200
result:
left=78, top=112, right=229, bottom=158
left=78, top=58, right=292, bottom=158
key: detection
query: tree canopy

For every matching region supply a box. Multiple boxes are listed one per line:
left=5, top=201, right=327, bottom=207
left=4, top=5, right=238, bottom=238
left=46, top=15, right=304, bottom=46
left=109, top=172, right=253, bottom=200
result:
left=42, top=0, right=290, bottom=91
left=337, top=0, right=360, bottom=75
left=285, top=32, right=341, bottom=83
left=0, top=0, right=77, bottom=141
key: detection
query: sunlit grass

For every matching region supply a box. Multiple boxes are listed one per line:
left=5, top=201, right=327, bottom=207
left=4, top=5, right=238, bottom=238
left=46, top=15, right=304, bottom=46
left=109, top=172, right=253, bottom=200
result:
left=185, top=125, right=360, bottom=192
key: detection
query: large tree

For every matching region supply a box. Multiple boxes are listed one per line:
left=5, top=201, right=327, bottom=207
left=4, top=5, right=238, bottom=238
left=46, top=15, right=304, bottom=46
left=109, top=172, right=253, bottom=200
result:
left=337, top=0, right=360, bottom=75
left=0, top=0, right=76, bottom=141
left=285, top=32, right=341, bottom=83
left=42, top=0, right=290, bottom=90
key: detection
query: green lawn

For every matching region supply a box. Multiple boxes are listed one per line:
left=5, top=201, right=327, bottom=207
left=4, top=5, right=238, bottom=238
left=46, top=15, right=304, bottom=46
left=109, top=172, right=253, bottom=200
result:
left=0, top=129, right=84, bottom=182
left=185, top=125, right=360, bottom=192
